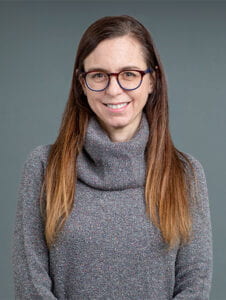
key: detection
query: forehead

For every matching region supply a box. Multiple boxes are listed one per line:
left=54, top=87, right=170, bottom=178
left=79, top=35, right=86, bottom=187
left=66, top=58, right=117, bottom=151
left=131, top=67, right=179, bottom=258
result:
left=83, top=35, right=147, bottom=71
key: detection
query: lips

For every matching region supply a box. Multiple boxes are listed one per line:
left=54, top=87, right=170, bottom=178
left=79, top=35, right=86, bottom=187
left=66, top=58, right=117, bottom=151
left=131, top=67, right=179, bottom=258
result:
left=105, top=103, right=128, bottom=109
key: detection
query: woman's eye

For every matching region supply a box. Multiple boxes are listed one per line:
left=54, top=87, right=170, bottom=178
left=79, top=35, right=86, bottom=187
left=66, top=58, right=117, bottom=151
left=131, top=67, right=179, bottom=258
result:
left=124, top=71, right=135, bottom=77
left=121, top=71, right=139, bottom=81
left=123, top=71, right=138, bottom=78
left=92, top=72, right=105, bottom=79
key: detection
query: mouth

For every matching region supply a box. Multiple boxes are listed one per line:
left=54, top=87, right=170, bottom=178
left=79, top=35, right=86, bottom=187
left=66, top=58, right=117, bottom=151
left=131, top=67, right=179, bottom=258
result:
left=103, top=102, right=130, bottom=110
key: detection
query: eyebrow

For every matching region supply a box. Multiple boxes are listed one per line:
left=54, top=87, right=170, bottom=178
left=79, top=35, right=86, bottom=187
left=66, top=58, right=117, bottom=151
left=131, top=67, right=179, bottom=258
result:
left=85, top=66, right=143, bottom=73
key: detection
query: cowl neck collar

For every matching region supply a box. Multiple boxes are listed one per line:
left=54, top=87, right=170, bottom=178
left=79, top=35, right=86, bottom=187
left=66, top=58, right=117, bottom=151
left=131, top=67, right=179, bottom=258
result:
left=77, top=114, right=149, bottom=191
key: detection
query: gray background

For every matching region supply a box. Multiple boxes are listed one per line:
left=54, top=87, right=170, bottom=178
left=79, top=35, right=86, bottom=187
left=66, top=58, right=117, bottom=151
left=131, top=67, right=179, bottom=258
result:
left=0, top=1, right=225, bottom=299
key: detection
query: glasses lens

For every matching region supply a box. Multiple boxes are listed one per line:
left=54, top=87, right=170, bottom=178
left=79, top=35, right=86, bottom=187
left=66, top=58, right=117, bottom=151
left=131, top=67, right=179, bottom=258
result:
left=85, top=71, right=108, bottom=91
left=118, top=70, right=142, bottom=90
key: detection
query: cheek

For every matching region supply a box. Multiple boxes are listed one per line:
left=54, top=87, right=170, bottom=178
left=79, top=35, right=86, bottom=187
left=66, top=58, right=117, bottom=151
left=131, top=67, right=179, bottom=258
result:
left=86, top=93, right=99, bottom=109
left=139, top=84, right=152, bottom=101
left=131, top=91, right=148, bottom=108
left=144, top=76, right=154, bottom=94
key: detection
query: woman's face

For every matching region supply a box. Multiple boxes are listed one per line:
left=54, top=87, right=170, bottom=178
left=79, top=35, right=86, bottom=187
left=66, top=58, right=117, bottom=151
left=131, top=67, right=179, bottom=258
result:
left=81, top=35, right=154, bottom=140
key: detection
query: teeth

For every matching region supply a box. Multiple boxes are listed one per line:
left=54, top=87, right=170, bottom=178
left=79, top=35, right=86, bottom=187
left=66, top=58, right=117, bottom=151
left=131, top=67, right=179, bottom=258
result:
left=106, top=103, right=128, bottom=109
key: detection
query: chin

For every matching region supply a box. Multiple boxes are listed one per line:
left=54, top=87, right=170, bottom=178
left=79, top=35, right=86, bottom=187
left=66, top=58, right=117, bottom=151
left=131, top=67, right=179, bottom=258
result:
left=105, top=118, right=131, bottom=130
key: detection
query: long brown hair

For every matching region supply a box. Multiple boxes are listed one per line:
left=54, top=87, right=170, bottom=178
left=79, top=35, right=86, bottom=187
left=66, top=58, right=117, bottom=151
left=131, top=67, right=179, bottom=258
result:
left=41, top=15, right=195, bottom=249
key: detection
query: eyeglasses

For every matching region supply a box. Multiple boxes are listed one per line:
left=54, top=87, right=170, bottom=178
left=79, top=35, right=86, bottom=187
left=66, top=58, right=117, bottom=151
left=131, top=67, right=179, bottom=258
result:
left=81, top=68, right=153, bottom=92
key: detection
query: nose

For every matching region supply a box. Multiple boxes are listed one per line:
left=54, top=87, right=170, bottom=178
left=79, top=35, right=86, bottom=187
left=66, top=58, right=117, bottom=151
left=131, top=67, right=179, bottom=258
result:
left=105, top=74, right=123, bottom=96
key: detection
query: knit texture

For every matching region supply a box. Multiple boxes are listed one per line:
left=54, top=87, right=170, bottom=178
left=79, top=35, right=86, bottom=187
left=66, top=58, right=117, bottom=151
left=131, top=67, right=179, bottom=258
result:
left=12, top=114, right=212, bottom=299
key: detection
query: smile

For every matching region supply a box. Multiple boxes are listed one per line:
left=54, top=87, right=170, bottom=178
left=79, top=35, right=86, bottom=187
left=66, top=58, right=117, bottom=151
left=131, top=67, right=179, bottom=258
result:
left=103, top=102, right=131, bottom=112
left=105, top=103, right=128, bottom=109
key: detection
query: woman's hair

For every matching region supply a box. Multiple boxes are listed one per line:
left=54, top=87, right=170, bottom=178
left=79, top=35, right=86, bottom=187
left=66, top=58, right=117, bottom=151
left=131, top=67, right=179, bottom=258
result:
left=41, top=15, right=195, bottom=249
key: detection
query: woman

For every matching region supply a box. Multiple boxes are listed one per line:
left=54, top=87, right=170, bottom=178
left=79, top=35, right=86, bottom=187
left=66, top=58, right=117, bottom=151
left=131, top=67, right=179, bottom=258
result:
left=13, top=15, right=212, bottom=299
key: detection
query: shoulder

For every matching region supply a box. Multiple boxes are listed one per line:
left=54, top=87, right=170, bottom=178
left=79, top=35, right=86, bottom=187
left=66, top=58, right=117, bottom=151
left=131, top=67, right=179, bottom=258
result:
left=26, top=144, right=52, bottom=161
left=22, top=144, right=52, bottom=174
left=179, top=152, right=209, bottom=211
left=178, top=151, right=206, bottom=181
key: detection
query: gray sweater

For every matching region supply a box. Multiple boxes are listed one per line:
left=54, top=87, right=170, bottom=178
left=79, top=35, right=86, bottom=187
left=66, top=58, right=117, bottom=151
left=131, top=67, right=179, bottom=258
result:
left=12, top=115, right=212, bottom=299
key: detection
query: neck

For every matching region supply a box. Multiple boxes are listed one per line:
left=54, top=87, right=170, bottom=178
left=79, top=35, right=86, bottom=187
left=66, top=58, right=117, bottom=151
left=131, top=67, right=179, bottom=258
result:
left=105, top=127, right=138, bottom=143
left=98, top=116, right=142, bottom=143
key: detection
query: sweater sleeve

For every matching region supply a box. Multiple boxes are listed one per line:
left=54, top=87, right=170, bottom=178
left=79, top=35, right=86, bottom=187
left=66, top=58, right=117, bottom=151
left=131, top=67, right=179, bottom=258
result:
left=12, top=145, right=57, bottom=299
left=173, top=155, right=213, bottom=299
